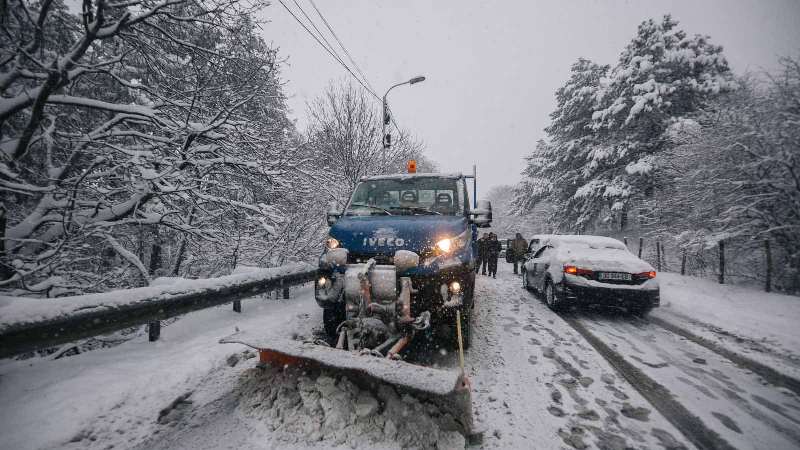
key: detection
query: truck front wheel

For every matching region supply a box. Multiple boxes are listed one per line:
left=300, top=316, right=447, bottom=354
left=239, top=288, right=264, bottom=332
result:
left=449, top=308, right=471, bottom=350
left=323, top=303, right=346, bottom=338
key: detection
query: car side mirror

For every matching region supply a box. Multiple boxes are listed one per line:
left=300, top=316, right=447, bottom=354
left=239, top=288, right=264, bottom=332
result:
left=326, top=209, right=342, bottom=226
left=470, top=200, right=492, bottom=227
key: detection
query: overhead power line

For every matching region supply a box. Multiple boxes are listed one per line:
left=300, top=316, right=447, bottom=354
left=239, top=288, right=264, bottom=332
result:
left=303, top=1, right=407, bottom=134
left=307, top=0, right=377, bottom=95
left=278, top=0, right=409, bottom=136
left=276, top=0, right=379, bottom=101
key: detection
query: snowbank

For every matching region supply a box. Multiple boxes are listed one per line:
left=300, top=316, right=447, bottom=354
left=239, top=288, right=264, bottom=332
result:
left=654, top=272, right=800, bottom=378
left=233, top=365, right=466, bottom=449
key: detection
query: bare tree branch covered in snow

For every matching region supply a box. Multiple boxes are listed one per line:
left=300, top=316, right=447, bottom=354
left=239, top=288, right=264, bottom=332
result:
left=304, top=81, right=435, bottom=206
left=642, top=60, right=800, bottom=291
left=0, top=0, right=310, bottom=294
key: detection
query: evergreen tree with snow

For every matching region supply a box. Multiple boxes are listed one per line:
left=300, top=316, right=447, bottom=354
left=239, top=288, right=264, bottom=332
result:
left=515, top=15, right=735, bottom=231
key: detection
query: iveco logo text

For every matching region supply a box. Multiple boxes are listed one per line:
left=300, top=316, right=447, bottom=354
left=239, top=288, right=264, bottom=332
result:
left=363, top=237, right=405, bottom=247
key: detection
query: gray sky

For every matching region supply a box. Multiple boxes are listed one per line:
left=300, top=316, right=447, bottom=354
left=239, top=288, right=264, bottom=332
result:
left=260, top=0, right=800, bottom=198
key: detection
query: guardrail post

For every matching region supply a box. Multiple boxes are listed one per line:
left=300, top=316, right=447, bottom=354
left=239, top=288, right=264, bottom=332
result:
left=233, top=300, right=242, bottom=313
left=656, top=241, right=662, bottom=271
left=623, top=236, right=628, bottom=248
left=148, top=321, right=160, bottom=342
left=765, top=239, right=772, bottom=293
left=718, top=240, right=725, bottom=284
left=638, top=237, right=644, bottom=258
left=681, top=248, right=687, bottom=275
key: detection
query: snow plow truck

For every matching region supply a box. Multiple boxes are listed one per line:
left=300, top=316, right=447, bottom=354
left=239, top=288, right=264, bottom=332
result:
left=223, top=164, right=490, bottom=438
left=316, top=168, right=491, bottom=355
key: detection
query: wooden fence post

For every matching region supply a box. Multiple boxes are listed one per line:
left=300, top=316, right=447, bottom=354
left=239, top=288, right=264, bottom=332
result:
left=656, top=242, right=662, bottom=271
left=148, top=320, right=160, bottom=342
left=681, top=249, right=687, bottom=276
left=233, top=300, right=241, bottom=313
left=765, top=239, right=772, bottom=293
left=718, top=240, right=725, bottom=284
left=638, top=237, right=644, bottom=258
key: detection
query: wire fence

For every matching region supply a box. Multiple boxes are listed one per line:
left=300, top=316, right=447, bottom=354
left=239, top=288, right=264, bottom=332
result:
left=621, top=235, right=790, bottom=293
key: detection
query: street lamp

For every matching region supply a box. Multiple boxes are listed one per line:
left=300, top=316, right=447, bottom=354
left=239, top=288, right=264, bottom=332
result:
left=382, top=76, right=426, bottom=170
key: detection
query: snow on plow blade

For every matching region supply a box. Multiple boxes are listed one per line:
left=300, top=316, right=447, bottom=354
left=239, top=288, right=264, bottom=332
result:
left=220, top=331, right=476, bottom=438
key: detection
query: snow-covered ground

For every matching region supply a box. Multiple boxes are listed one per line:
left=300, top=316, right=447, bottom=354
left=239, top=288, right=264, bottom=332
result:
left=652, top=273, right=800, bottom=379
left=1, top=264, right=798, bottom=449
left=467, top=267, right=691, bottom=450
left=0, top=287, right=318, bottom=450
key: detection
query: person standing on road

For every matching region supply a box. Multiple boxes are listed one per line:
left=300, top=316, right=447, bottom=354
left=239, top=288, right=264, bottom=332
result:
left=476, top=233, right=489, bottom=275
left=487, top=233, right=502, bottom=278
left=511, top=233, right=528, bottom=275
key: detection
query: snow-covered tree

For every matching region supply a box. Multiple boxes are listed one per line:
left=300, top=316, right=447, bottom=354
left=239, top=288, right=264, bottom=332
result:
left=512, top=59, right=609, bottom=230
left=304, top=81, right=434, bottom=206
left=645, top=60, right=800, bottom=291
left=0, top=0, right=305, bottom=294
left=514, top=15, right=735, bottom=231
left=486, top=184, right=552, bottom=238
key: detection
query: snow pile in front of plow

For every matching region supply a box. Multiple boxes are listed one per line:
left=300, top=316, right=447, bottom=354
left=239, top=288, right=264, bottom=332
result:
left=235, top=364, right=466, bottom=449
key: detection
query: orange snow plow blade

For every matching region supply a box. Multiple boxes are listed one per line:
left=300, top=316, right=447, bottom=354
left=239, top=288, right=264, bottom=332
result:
left=220, top=332, right=476, bottom=438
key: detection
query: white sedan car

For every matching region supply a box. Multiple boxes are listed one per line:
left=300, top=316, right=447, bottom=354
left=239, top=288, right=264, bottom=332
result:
left=521, top=235, right=659, bottom=315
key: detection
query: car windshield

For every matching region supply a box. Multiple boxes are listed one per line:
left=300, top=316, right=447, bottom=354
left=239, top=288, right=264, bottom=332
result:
left=345, top=177, right=462, bottom=216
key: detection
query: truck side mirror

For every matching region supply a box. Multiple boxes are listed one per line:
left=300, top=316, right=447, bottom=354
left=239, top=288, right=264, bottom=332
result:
left=326, top=209, right=342, bottom=226
left=470, top=200, right=492, bottom=227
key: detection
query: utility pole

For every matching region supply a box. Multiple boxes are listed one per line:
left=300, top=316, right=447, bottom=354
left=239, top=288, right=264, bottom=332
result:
left=382, top=76, right=426, bottom=171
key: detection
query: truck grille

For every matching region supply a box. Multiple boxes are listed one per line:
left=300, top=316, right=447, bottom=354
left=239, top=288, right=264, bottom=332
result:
left=347, top=253, right=393, bottom=265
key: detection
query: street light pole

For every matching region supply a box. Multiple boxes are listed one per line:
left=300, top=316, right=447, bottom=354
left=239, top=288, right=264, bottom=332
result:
left=382, top=76, right=426, bottom=171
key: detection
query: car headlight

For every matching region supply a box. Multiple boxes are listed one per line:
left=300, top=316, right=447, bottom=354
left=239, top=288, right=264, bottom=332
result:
left=435, top=229, right=470, bottom=254
left=326, top=237, right=340, bottom=249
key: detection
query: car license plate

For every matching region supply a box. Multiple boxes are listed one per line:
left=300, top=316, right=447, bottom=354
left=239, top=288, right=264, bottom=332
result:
left=599, top=272, right=631, bottom=281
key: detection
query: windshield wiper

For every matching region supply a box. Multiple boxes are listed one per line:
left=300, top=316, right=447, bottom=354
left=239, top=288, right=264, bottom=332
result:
left=348, top=203, right=393, bottom=215
left=390, top=206, right=442, bottom=215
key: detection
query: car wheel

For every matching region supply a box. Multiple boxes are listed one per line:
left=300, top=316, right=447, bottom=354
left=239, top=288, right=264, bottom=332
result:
left=323, top=303, right=346, bottom=338
left=522, top=270, right=530, bottom=290
left=544, top=280, right=566, bottom=312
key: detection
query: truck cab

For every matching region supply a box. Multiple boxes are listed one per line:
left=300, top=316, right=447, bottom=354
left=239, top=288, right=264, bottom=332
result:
left=315, top=172, right=491, bottom=352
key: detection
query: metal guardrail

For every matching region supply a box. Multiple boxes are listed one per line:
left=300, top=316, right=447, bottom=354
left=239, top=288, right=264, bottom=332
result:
left=0, top=265, right=318, bottom=359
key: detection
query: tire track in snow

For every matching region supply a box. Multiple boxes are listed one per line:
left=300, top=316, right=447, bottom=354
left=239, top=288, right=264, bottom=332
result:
left=646, top=315, right=800, bottom=397
left=562, top=315, right=737, bottom=450
left=477, top=265, right=693, bottom=450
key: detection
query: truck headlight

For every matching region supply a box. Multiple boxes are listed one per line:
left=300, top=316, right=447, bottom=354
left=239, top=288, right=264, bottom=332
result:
left=435, top=229, right=470, bottom=254
left=326, top=237, right=340, bottom=249
left=449, top=281, right=461, bottom=293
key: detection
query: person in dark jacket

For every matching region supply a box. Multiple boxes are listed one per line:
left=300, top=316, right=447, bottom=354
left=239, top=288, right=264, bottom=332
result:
left=510, top=233, right=528, bottom=275
left=487, top=233, right=502, bottom=278
left=476, top=233, right=489, bottom=275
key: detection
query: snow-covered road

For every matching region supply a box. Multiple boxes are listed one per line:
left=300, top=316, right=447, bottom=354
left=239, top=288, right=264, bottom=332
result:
left=1, top=263, right=799, bottom=450
left=573, top=312, right=800, bottom=450
left=465, top=265, right=691, bottom=450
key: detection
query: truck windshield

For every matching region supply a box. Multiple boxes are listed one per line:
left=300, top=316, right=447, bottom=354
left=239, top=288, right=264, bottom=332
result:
left=346, top=177, right=463, bottom=216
